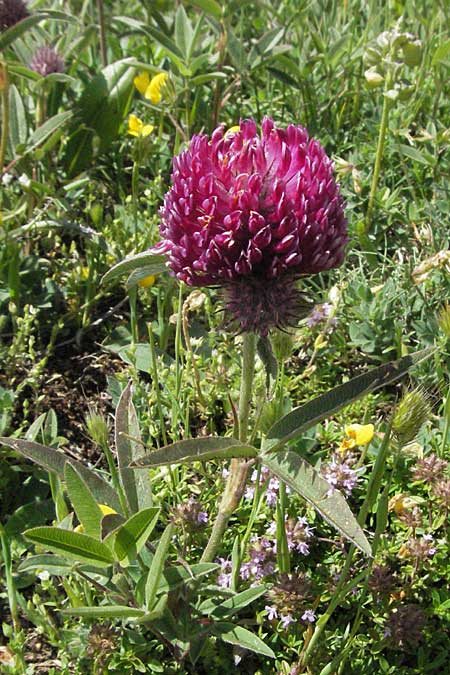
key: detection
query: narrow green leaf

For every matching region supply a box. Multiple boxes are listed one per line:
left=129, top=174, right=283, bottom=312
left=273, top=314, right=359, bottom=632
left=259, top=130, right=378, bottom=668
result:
left=189, top=0, right=222, bottom=18
left=175, top=5, right=193, bottom=59
left=102, top=252, right=167, bottom=285
left=264, top=347, right=434, bottom=453
left=62, top=606, right=145, bottom=619
left=0, top=14, right=50, bottom=50
left=18, top=554, right=73, bottom=576
left=114, top=507, right=160, bottom=566
left=24, top=527, right=115, bottom=567
left=204, top=586, right=267, bottom=619
left=0, top=437, right=122, bottom=513
left=263, top=450, right=372, bottom=556
left=144, top=25, right=185, bottom=61
left=432, top=39, right=450, bottom=66
left=190, top=71, right=228, bottom=86
left=64, top=463, right=103, bottom=539
left=126, top=263, right=167, bottom=289
left=8, top=85, right=28, bottom=152
left=211, top=623, right=275, bottom=658
left=27, top=111, right=73, bottom=153
left=130, top=437, right=258, bottom=469
left=145, top=524, right=174, bottom=611
left=115, top=381, right=152, bottom=513
left=397, top=144, right=435, bottom=167
left=135, top=594, right=168, bottom=624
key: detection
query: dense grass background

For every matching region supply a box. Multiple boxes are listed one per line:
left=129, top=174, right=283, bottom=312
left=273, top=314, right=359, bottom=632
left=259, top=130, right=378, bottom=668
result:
left=0, top=0, right=449, bottom=673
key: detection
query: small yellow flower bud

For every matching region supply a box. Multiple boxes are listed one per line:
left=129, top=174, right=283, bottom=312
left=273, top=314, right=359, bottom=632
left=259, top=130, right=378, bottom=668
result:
left=138, top=275, right=155, bottom=288
left=364, top=68, right=384, bottom=88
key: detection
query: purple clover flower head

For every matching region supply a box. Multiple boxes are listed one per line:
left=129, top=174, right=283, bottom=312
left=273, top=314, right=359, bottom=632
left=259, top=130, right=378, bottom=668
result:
left=157, top=117, right=348, bottom=335
left=30, top=46, right=65, bottom=77
left=0, top=0, right=28, bottom=31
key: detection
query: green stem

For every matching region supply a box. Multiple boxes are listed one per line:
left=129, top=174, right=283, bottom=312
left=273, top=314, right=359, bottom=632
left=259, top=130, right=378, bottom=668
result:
left=440, top=394, right=450, bottom=458
left=0, top=524, right=20, bottom=632
left=237, top=332, right=257, bottom=443
left=364, top=82, right=393, bottom=236
left=148, top=322, right=168, bottom=447
left=131, top=159, right=139, bottom=248
left=201, top=332, right=256, bottom=563
left=0, top=60, right=9, bottom=176
left=96, top=0, right=108, bottom=67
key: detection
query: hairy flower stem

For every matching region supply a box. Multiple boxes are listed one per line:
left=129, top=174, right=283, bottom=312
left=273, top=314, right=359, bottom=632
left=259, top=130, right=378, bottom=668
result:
left=363, top=75, right=394, bottom=239
left=201, top=332, right=256, bottom=563
left=300, top=423, right=393, bottom=669
left=0, top=524, right=20, bottom=632
left=0, top=60, right=9, bottom=177
left=96, top=0, right=108, bottom=67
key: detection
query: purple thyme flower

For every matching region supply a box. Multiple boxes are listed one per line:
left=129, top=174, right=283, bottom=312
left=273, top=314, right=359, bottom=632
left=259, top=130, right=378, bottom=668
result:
left=265, top=605, right=278, bottom=621
left=156, top=117, right=347, bottom=335
left=240, top=534, right=276, bottom=582
left=321, top=452, right=359, bottom=496
left=285, top=516, right=314, bottom=555
left=306, top=302, right=334, bottom=328
left=301, top=609, right=316, bottom=623
left=280, top=613, right=295, bottom=629
left=0, top=0, right=28, bottom=31
left=217, top=557, right=232, bottom=588
left=246, top=466, right=290, bottom=506
left=30, top=46, right=65, bottom=77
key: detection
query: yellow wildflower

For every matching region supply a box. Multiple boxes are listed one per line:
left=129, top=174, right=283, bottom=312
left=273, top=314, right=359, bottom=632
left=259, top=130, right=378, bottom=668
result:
left=133, top=71, right=150, bottom=95
left=74, top=504, right=117, bottom=533
left=138, top=275, right=155, bottom=288
left=388, top=493, right=424, bottom=515
left=128, top=114, right=154, bottom=138
left=144, top=72, right=169, bottom=104
left=345, top=423, right=374, bottom=446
